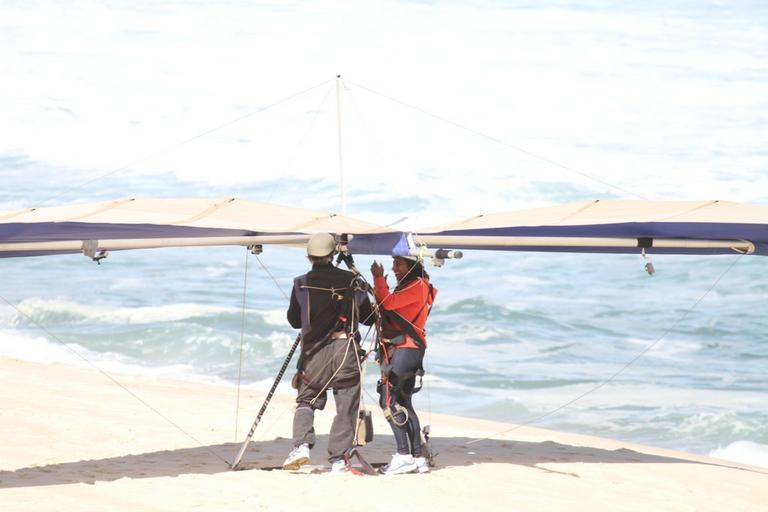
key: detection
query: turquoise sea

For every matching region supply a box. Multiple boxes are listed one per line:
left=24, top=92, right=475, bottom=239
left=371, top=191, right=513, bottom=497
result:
left=1, top=1, right=767, bottom=467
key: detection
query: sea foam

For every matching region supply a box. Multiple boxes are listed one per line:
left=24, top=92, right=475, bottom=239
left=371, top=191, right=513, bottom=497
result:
left=710, top=441, right=768, bottom=469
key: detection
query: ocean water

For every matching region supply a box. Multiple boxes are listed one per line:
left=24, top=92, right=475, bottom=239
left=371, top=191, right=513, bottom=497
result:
left=1, top=1, right=767, bottom=468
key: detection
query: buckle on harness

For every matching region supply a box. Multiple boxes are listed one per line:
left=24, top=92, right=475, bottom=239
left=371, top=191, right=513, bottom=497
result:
left=381, top=334, right=406, bottom=346
left=382, top=403, right=409, bottom=427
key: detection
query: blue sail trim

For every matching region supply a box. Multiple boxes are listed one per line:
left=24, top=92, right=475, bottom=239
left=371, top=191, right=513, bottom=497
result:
left=347, top=222, right=768, bottom=256
left=0, top=222, right=254, bottom=243
left=0, top=222, right=280, bottom=259
left=347, top=232, right=404, bottom=256
left=1, top=220, right=765, bottom=258
left=433, top=222, right=768, bottom=240
left=430, top=222, right=768, bottom=256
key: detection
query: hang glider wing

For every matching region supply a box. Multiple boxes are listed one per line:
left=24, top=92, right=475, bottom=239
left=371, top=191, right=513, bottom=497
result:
left=0, top=198, right=394, bottom=259
left=403, top=200, right=768, bottom=256
left=2, top=198, right=765, bottom=260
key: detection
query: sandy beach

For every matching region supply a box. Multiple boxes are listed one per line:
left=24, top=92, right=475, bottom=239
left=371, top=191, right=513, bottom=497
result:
left=0, top=356, right=765, bottom=512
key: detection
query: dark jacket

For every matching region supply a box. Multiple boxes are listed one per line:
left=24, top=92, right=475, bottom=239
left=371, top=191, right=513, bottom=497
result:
left=287, top=262, right=374, bottom=345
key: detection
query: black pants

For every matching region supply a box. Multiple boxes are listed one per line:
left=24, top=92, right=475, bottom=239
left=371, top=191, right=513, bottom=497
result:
left=379, top=346, right=423, bottom=457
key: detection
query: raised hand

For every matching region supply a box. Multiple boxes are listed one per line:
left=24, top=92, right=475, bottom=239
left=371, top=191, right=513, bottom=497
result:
left=370, top=260, right=385, bottom=278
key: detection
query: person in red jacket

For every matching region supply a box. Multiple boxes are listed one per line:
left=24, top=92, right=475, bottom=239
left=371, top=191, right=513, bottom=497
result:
left=371, top=255, right=437, bottom=475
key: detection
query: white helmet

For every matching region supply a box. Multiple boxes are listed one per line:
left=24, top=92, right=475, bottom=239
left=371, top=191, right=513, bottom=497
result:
left=307, top=233, right=336, bottom=257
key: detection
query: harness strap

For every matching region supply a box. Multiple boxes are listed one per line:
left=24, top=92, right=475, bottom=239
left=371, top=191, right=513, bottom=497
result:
left=342, top=447, right=378, bottom=476
left=300, top=285, right=349, bottom=291
left=381, top=281, right=435, bottom=347
left=301, top=370, right=359, bottom=391
left=294, top=273, right=367, bottom=371
left=382, top=362, right=425, bottom=397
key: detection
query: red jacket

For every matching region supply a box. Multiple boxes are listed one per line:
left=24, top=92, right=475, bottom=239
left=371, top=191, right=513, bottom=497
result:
left=374, top=276, right=436, bottom=349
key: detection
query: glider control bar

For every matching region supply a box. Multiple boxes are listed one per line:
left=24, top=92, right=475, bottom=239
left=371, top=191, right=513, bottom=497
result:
left=413, top=235, right=756, bottom=255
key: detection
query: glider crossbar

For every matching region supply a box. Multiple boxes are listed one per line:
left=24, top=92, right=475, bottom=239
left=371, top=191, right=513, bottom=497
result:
left=0, top=234, right=312, bottom=254
left=414, top=235, right=755, bottom=254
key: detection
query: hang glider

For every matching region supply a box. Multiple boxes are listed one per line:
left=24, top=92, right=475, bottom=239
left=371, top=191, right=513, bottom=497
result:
left=0, top=198, right=765, bottom=261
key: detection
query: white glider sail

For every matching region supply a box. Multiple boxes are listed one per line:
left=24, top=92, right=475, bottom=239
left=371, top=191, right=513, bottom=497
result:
left=0, top=198, right=766, bottom=259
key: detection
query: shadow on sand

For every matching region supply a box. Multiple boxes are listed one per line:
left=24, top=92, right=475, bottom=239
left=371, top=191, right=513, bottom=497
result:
left=1, top=435, right=763, bottom=488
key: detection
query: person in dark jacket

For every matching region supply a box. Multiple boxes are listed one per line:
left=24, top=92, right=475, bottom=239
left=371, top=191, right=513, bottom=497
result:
left=282, top=233, right=374, bottom=473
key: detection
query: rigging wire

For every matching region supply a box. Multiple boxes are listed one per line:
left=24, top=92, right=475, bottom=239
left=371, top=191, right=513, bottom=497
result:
left=467, top=253, right=746, bottom=445
left=235, top=247, right=250, bottom=440
left=254, top=254, right=290, bottom=301
left=36, top=78, right=333, bottom=208
left=348, top=80, right=646, bottom=201
left=342, top=82, right=391, bottom=202
left=0, top=292, right=232, bottom=466
left=230, top=253, right=295, bottom=445
left=263, top=82, right=335, bottom=204
left=425, top=354, right=433, bottom=434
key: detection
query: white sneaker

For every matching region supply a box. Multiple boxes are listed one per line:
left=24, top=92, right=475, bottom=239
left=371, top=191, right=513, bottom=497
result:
left=382, top=453, right=417, bottom=475
left=414, top=456, right=430, bottom=473
left=282, top=443, right=310, bottom=470
left=330, top=459, right=348, bottom=473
